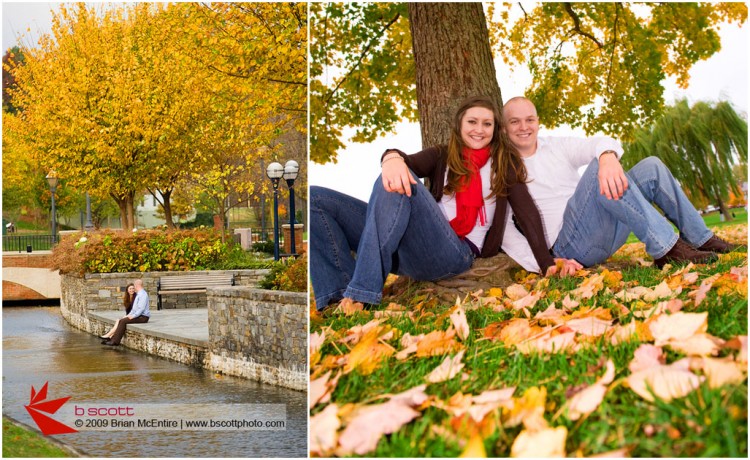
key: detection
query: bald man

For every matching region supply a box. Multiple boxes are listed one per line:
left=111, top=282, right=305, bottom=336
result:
left=499, top=97, right=737, bottom=272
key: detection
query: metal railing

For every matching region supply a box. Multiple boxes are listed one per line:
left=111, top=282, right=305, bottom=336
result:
left=2, top=234, right=59, bottom=252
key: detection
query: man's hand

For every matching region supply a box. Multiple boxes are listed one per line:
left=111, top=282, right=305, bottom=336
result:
left=545, top=258, right=583, bottom=277
left=598, top=152, right=628, bottom=200
left=382, top=154, right=417, bottom=197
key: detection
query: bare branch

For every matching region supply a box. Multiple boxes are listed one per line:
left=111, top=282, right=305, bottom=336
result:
left=563, top=2, right=603, bottom=49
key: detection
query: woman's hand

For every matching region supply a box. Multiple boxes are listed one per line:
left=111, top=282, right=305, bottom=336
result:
left=382, top=153, right=417, bottom=196
left=544, top=258, right=583, bottom=277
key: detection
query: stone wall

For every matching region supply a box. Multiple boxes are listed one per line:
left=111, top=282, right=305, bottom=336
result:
left=207, top=288, right=306, bottom=391
left=59, top=269, right=269, bottom=313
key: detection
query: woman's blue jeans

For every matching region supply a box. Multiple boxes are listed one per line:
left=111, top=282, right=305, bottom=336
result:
left=310, top=176, right=475, bottom=309
left=553, top=157, right=713, bottom=266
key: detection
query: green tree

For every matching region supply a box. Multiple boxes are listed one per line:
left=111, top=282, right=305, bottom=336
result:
left=624, top=99, right=748, bottom=221
left=311, top=2, right=747, bottom=163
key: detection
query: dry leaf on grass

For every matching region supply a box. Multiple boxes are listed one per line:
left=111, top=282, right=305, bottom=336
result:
left=310, top=330, right=326, bottom=354
left=564, top=316, right=612, bottom=337
left=687, top=273, right=720, bottom=307
left=510, top=426, right=567, bottom=457
left=339, top=319, right=386, bottom=345
left=503, top=386, right=547, bottom=430
left=505, top=283, right=530, bottom=300
left=629, top=344, right=665, bottom=373
left=425, top=350, right=466, bottom=383
left=632, top=298, right=683, bottom=319
left=337, top=385, right=427, bottom=456
left=512, top=291, right=542, bottom=310
left=724, top=335, right=748, bottom=363
left=310, top=404, right=340, bottom=456
left=650, top=311, right=708, bottom=345
left=689, top=356, right=747, bottom=388
left=344, top=326, right=395, bottom=375
left=309, top=370, right=341, bottom=410
left=450, top=306, right=470, bottom=341
left=516, top=330, right=577, bottom=355
left=336, top=298, right=364, bottom=315
left=664, top=333, right=724, bottom=356
left=626, top=362, right=704, bottom=402
left=459, top=433, right=487, bottom=458
left=566, top=359, right=615, bottom=420
left=416, top=328, right=463, bottom=357
left=395, top=332, right=424, bottom=360
left=571, top=273, right=605, bottom=299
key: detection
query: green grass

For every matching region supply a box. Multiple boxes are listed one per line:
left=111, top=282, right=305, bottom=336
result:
left=311, top=223, right=748, bottom=457
left=2, top=418, right=74, bottom=458
left=626, top=208, right=747, bottom=244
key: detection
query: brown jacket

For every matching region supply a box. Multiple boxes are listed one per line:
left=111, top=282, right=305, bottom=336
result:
left=383, top=146, right=554, bottom=273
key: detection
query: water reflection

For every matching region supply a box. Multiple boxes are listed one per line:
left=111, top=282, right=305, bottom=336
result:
left=2, top=307, right=307, bottom=458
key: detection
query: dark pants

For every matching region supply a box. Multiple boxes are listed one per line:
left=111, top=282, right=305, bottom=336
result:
left=108, top=315, right=149, bottom=345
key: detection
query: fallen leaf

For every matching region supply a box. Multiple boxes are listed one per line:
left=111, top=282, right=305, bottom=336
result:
left=386, top=384, right=430, bottom=406
left=504, top=386, right=547, bottom=430
left=566, top=360, right=615, bottom=420
left=488, top=287, right=503, bottom=298
left=687, top=274, right=720, bottom=307
left=571, top=273, right=605, bottom=299
left=690, top=356, right=747, bottom=388
left=664, top=333, right=724, bottom=356
left=310, top=371, right=338, bottom=410
left=510, top=426, right=567, bottom=457
left=505, top=283, right=529, bottom=300
left=626, top=363, right=704, bottom=402
left=512, top=291, right=542, bottom=310
left=724, top=335, right=748, bottom=363
left=344, top=326, right=395, bottom=375
left=629, top=344, right=665, bottom=373
left=337, top=386, right=425, bottom=455
left=336, top=298, right=364, bottom=315
left=450, top=306, right=470, bottom=341
left=588, top=447, right=632, bottom=457
left=425, top=350, right=466, bottom=383
left=564, top=316, right=612, bottom=337
left=310, top=330, right=326, bottom=355
left=339, top=319, right=384, bottom=345
left=650, top=311, right=708, bottom=345
left=416, top=328, right=463, bottom=357
left=310, top=404, right=340, bottom=456
left=459, top=433, right=487, bottom=458
left=516, top=330, right=577, bottom=355
left=534, top=302, right=566, bottom=325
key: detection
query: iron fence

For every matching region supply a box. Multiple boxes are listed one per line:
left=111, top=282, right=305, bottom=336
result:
left=2, top=234, right=59, bottom=252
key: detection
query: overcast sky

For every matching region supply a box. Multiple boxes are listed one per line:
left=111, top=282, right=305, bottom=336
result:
left=2, top=2, right=747, bottom=201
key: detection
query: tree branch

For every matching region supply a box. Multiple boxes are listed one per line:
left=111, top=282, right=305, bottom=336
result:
left=324, top=12, right=401, bottom=104
left=606, top=3, right=621, bottom=90
left=563, top=2, right=603, bottom=49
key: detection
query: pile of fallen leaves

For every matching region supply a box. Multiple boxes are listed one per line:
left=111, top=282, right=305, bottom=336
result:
left=310, top=225, right=748, bottom=457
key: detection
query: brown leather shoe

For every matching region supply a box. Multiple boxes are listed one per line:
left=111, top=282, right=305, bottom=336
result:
left=654, top=238, right=718, bottom=269
left=698, top=235, right=740, bottom=253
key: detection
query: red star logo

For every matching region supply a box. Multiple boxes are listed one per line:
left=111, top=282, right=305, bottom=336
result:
left=24, top=382, right=78, bottom=436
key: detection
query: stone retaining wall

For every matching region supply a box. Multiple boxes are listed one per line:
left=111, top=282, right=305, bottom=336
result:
left=207, top=288, right=306, bottom=391
left=60, top=270, right=268, bottom=313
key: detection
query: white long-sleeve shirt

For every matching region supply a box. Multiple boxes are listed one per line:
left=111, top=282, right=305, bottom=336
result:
left=502, top=136, right=624, bottom=272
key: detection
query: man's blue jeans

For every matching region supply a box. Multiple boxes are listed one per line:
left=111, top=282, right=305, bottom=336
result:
left=310, top=176, right=474, bottom=309
left=552, top=157, right=713, bottom=266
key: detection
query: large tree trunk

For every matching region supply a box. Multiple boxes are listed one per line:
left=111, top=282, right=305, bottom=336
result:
left=409, top=3, right=503, bottom=148
left=157, top=188, right=176, bottom=228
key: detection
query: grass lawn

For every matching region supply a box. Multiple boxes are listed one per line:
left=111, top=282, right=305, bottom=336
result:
left=310, top=223, right=748, bottom=457
left=2, top=418, right=74, bottom=457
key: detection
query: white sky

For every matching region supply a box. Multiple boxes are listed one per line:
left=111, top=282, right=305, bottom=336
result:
left=2, top=3, right=748, bottom=202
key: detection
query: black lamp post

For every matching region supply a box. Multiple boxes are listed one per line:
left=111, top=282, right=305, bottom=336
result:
left=46, top=171, right=59, bottom=242
left=283, top=160, right=300, bottom=256
left=266, top=161, right=284, bottom=261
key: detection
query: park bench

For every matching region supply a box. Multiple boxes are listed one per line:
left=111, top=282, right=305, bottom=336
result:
left=157, top=273, right=236, bottom=310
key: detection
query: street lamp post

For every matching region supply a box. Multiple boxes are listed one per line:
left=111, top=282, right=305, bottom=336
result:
left=84, top=192, right=95, bottom=231
left=265, top=162, right=284, bottom=261
left=46, top=172, right=59, bottom=242
left=283, top=160, right=300, bottom=256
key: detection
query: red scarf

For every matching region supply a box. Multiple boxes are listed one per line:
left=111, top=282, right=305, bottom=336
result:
left=450, top=146, right=491, bottom=238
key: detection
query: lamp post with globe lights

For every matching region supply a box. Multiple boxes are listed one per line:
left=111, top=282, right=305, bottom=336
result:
left=265, top=162, right=284, bottom=261
left=46, top=171, right=59, bottom=242
left=283, top=160, right=300, bottom=256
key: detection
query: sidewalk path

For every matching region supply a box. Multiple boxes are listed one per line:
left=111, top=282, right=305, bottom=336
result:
left=89, top=308, right=208, bottom=347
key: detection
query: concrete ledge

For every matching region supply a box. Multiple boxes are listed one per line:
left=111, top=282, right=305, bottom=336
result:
left=89, top=309, right=209, bottom=347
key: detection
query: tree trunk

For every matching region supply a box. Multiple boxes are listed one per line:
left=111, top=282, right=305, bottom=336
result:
left=158, top=189, right=175, bottom=228
left=409, top=2, right=503, bottom=148
left=717, top=194, right=733, bottom=222
left=112, top=193, right=130, bottom=230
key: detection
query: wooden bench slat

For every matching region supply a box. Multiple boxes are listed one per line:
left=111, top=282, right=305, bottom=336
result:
left=156, top=274, right=236, bottom=310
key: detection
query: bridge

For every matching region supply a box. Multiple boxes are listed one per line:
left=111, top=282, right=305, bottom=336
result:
left=2, top=252, right=61, bottom=302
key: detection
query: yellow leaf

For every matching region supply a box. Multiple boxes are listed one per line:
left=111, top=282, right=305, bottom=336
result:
left=459, top=433, right=487, bottom=458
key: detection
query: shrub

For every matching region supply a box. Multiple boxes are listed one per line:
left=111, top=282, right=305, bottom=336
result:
left=258, top=254, right=307, bottom=292
left=51, top=229, right=230, bottom=274
left=251, top=240, right=275, bottom=254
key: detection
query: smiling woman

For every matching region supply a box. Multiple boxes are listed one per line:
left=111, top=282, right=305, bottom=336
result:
left=309, top=95, right=559, bottom=313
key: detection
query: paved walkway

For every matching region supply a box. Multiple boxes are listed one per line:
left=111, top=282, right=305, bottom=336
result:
left=89, top=308, right=208, bottom=347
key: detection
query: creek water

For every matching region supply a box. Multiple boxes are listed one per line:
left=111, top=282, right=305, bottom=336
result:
left=2, top=306, right=307, bottom=457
